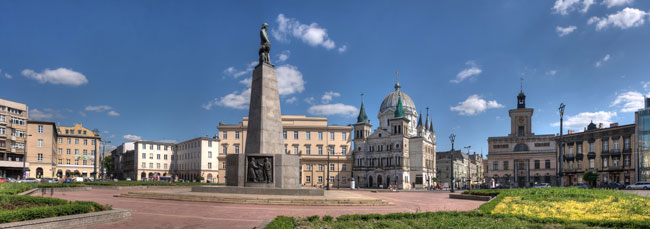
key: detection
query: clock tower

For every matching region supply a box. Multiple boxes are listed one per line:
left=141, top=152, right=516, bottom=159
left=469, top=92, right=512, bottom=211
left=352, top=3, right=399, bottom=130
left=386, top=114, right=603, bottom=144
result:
left=509, top=90, right=533, bottom=137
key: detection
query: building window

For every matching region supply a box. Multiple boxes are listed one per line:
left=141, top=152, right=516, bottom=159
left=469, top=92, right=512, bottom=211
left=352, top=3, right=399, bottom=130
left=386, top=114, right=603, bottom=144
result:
left=306, top=176, right=311, bottom=183
left=624, top=155, right=631, bottom=166
left=222, top=132, right=227, bottom=139
left=222, top=162, right=226, bottom=169
left=342, top=164, right=347, bottom=171
left=157, top=145, right=161, bottom=150
left=157, top=154, right=161, bottom=159
left=58, top=138, right=62, bottom=144
left=141, top=153, right=146, bottom=159
left=83, top=160, right=87, bottom=165
left=305, top=146, right=311, bottom=155
left=75, top=149, right=79, bottom=155
left=545, top=160, right=551, bottom=169
left=223, top=145, right=227, bottom=154
left=67, top=138, right=71, bottom=144
left=329, top=146, right=335, bottom=155
left=149, top=153, right=153, bottom=159
left=341, top=146, right=347, bottom=155
left=150, top=144, right=153, bottom=150
left=157, top=163, right=160, bottom=169
left=503, top=161, right=509, bottom=170
left=208, top=162, right=212, bottom=169
left=58, top=148, right=62, bottom=154
left=589, top=159, right=595, bottom=168
left=235, top=131, right=240, bottom=139
left=602, top=141, right=609, bottom=152
left=208, top=141, right=212, bottom=147
left=164, top=164, right=168, bottom=169
left=66, top=159, right=70, bottom=165
left=318, top=131, right=323, bottom=140
left=293, top=146, right=298, bottom=155
left=577, top=161, right=582, bottom=169
left=75, top=160, right=79, bottom=165
left=342, top=132, right=347, bottom=141
left=534, top=160, right=540, bottom=169
left=58, top=159, right=62, bottom=164
left=589, top=142, right=594, bottom=152
left=568, top=161, right=574, bottom=169
left=318, top=146, right=323, bottom=155
left=613, top=139, right=620, bottom=152
left=37, top=153, right=43, bottom=161
left=37, top=139, right=43, bottom=148
left=318, top=176, right=323, bottom=183
left=149, top=163, right=153, bottom=168
left=208, top=151, right=212, bottom=158
left=38, top=125, right=43, bottom=133
left=603, top=158, right=608, bottom=168
left=83, top=150, right=87, bottom=155
left=342, top=176, right=347, bottom=184
left=624, top=138, right=631, bottom=150
left=305, top=164, right=311, bottom=170
left=91, top=140, right=95, bottom=146
left=235, top=145, right=240, bottom=154
left=577, top=144, right=583, bottom=154
left=66, top=149, right=71, bottom=155
left=142, top=162, right=146, bottom=168
left=283, top=131, right=287, bottom=139
left=164, top=154, right=168, bottom=160
left=318, top=164, right=323, bottom=171
left=330, top=132, right=335, bottom=140
left=306, top=131, right=311, bottom=140
left=83, top=139, right=88, bottom=145
left=330, top=164, right=335, bottom=171
left=493, top=161, right=498, bottom=170
left=613, top=158, right=619, bottom=167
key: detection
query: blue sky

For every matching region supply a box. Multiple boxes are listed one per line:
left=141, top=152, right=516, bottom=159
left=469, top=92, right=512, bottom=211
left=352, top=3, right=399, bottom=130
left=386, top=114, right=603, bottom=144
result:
left=2, top=0, right=650, bottom=153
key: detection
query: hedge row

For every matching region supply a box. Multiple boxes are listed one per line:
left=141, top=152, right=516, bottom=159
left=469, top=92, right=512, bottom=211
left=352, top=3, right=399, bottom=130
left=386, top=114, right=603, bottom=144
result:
left=0, top=200, right=110, bottom=223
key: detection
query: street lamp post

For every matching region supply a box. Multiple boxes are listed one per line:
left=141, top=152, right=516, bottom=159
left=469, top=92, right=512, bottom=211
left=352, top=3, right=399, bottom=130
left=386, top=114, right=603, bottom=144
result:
left=449, top=134, right=456, bottom=193
left=326, top=147, right=330, bottom=190
left=465, top=145, right=471, bottom=190
left=558, top=103, right=565, bottom=187
left=101, top=140, right=111, bottom=181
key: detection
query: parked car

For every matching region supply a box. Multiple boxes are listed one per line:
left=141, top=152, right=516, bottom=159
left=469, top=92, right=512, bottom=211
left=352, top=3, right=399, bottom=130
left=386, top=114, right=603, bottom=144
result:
left=18, top=178, right=38, bottom=183
left=6, top=178, right=18, bottom=183
left=41, top=178, right=58, bottom=183
left=626, top=182, right=650, bottom=190
left=573, top=183, right=589, bottom=189
left=605, top=182, right=625, bottom=190
left=492, top=184, right=510, bottom=189
left=533, top=183, right=551, bottom=188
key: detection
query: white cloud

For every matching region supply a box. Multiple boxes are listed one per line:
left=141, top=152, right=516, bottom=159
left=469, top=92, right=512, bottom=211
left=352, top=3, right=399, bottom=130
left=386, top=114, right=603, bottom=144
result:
left=276, top=65, right=305, bottom=95
left=450, top=95, right=504, bottom=116
left=556, top=25, right=577, bottom=37
left=29, top=109, right=54, bottom=120
left=588, top=8, right=648, bottom=30
left=451, top=61, right=482, bottom=83
left=79, top=111, right=87, bottom=117
left=85, top=105, right=113, bottom=112
left=337, top=45, right=347, bottom=53
left=308, top=103, right=358, bottom=117
left=611, top=91, right=649, bottom=112
left=595, top=54, right=611, bottom=67
left=643, top=81, right=650, bottom=90
left=285, top=97, right=297, bottom=104
left=224, top=61, right=258, bottom=78
left=321, top=91, right=341, bottom=104
left=552, top=0, right=593, bottom=15
left=603, top=0, right=634, bottom=8
left=4, top=73, right=11, bottom=79
left=276, top=50, right=290, bottom=63
left=546, top=70, right=558, bottom=76
left=272, top=14, right=339, bottom=51
left=21, top=68, right=88, bottom=86
left=107, top=110, right=120, bottom=116
left=123, top=134, right=142, bottom=141
left=203, top=88, right=251, bottom=110
left=304, top=97, right=316, bottom=105
left=110, top=134, right=116, bottom=138
left=552, top=111, right=617, bottom=129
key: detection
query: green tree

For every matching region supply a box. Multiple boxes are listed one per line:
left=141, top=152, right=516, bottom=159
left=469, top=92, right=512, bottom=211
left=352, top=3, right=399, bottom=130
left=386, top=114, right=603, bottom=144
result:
left=583, top=171, right=598, bottom=188
left=102, top=155, right=113, bottom=176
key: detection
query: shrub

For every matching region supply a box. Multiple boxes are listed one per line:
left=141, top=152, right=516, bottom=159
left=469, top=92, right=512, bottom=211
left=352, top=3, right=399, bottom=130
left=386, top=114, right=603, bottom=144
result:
left=306, top=215, right=319, bottom=222
left=322, top=215, right=333, bottom=222
left=266, top=216, right=295, bottom=229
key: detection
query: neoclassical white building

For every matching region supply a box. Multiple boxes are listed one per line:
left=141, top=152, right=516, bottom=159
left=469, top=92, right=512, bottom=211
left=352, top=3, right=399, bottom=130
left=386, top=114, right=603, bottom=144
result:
left=352, top=80, right=436, bottom=189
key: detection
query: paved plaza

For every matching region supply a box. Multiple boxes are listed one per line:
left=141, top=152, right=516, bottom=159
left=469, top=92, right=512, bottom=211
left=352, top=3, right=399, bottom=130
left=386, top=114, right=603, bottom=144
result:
left=40, top=188, right=484, bottom=228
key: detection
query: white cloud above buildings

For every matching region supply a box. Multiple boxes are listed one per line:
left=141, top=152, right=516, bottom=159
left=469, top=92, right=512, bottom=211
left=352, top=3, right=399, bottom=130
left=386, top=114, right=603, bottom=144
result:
left=0, top=69, right=12, bottom=79
left=272, top=14, right=341, bottom=51
left=611, top=91, right=650, bottom=112
left=21, top=68, right=88, bottom=86
left=595, top=54, right=611, bottom=67
left=276, top=50, right=290, bottom=63
left=224, top=61, right=258, bottom=78
left=123, top=134, right=142, bottom=141
left=552, top=0, right=594, bottom=15
left=308, top=103, right=358, bottom=117
left=321, top=91, right=341, bottom=104
left=588, top=8, right=648, bottom=30
left=85, top=105, right=120, bottom=117
left=552, top=111, right=617, bottom=130
left=450, top=61, right=482, bottom=83
left=556, top=25, right=577, bottom=36
left=450, top=95, right=504, bottom=116
left=602, top=0, right=634, bottom=8
left=29, top=109, right=54, bottom=120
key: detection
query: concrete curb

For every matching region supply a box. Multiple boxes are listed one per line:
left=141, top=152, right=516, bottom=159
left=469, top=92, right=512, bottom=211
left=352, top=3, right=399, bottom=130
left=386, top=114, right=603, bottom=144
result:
left=16, top=189, right=39, bottom=196
left=449, top=194, right=491, bottom=201
left=0, top=208, right=131, bottom=229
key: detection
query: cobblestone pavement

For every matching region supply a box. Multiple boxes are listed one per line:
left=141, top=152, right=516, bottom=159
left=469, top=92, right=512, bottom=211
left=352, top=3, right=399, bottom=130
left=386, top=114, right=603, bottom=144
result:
left=45, top=188, right=484, bottom=229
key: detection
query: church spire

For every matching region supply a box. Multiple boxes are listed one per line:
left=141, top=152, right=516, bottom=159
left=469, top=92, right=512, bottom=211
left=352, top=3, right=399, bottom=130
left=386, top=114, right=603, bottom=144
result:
left=417, top=113, right=423, bottom=127
left=517, top=77, right=526, bottom=109
left=394, top=92, right=405, bottom=118
left=425, top=106, right=430, bottom=131
left=394, top=72, right=401, bottom=91
left=357, top=93, right=368, bottom=124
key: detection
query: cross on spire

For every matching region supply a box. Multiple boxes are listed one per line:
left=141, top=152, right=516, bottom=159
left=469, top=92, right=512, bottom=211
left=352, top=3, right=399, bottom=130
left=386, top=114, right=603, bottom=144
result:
left=394, top=71, right=401, bottom=91
left=520, top=77, right=524, bottom=92
left=360, top=93, right=364, bottom=103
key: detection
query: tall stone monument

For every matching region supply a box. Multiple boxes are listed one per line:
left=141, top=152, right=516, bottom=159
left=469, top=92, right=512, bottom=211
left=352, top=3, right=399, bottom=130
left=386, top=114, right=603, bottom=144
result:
left=225, top=23, right=301, bottom=188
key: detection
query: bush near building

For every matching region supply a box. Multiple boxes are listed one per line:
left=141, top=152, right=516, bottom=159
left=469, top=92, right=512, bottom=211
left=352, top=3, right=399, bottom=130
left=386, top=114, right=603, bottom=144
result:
left=267, top=188, right=650, bottom=228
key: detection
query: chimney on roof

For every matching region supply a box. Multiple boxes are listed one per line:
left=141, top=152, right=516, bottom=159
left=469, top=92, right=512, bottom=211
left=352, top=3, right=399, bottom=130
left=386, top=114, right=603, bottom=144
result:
left=598, top=123, right=603, bottom=129
left=609, top=122, right=618, bottom=128
left=568, top=130, right=575, bottom=134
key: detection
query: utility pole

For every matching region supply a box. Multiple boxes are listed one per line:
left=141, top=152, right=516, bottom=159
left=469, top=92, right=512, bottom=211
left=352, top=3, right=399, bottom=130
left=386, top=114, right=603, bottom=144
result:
left=558, top=103, right=565, bottom=187
left=465, top=145, right=471, bottom=190
left=449, top=134, right=456, bottom=193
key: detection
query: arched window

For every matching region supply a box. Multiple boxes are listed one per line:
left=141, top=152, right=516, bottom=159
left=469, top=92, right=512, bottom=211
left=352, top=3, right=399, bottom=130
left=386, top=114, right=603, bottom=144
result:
left=36, top=168, right=44, bottom=178
left=514, top=143, right=529, bottom=152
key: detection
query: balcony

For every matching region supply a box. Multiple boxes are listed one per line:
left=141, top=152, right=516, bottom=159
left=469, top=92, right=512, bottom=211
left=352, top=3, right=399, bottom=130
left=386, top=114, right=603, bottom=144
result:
left=564, top=154, right=575, bottom=161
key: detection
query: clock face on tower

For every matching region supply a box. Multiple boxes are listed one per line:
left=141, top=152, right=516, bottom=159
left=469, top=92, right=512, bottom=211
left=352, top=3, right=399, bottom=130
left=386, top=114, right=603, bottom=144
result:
left=518, top=117, right=525, bottom=124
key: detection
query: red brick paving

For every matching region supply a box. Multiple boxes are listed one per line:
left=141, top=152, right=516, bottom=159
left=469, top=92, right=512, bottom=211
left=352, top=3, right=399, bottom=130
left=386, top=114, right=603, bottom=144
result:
left=43, top=188, right=484, bottom=229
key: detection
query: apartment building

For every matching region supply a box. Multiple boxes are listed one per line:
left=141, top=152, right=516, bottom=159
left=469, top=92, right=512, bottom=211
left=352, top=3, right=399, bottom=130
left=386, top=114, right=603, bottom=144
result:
left=558, top=122, right=636, bottom=186
left=133, top=141, right=174, bottom=181
left=26, top=120, right=57, bottom=178
left=110, top=142, right=134, bottom=180
left=0, top=98, right=29, bottom=178
left=217, top=115, right=352, bottom=188
left=173, top=137, right=219, bottom=183
left=55, top=123, right=101, bottom=178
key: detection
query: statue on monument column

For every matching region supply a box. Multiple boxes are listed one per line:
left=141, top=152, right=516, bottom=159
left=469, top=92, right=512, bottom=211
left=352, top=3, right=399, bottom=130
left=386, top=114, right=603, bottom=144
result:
left=263, top=158, right=272, bottom=183
left=259, top=23, right=272, bottom=66
left=248, top=158, right=259, bottom=182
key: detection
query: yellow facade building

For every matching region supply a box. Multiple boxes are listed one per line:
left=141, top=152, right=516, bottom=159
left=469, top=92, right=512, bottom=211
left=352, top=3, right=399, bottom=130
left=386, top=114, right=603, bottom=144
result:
left=55, top=123, right=101, bottom=178
left=217, top=115, right=353, bottom=188
left=26, top=120, right=57, bottom=178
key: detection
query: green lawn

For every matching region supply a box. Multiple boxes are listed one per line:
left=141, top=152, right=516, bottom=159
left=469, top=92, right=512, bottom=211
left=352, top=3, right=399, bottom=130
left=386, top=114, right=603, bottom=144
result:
left=266, top=188, right=650, bottom=229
